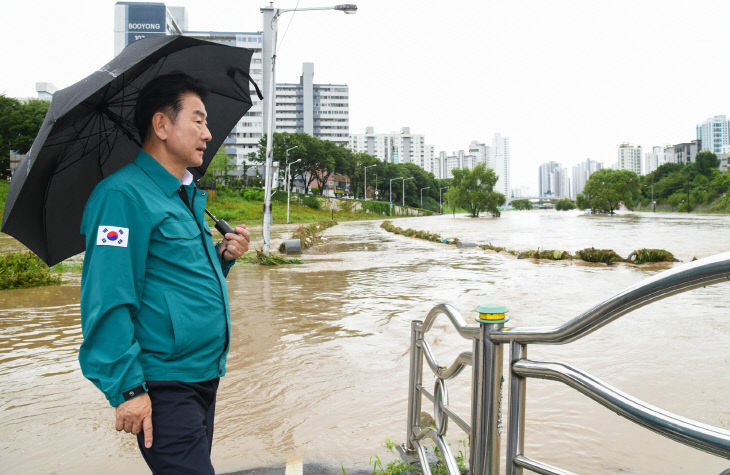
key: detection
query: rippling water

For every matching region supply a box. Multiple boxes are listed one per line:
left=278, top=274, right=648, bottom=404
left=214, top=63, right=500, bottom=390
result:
left=1, top=210, right=729, bottom=474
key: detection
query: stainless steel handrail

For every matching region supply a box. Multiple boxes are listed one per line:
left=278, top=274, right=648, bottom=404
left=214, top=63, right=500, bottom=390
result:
left=403, top=252, right=730, bottom=475
left=513, top=359, right=730, bottom=458
left=491, top=251, right=730, bottom=344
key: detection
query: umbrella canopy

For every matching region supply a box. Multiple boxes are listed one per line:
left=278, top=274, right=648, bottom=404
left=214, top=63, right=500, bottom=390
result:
left=2, top=35, right=260, bottom=266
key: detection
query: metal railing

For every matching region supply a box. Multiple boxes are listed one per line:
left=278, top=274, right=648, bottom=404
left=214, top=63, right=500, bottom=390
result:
left=403, top=251, right=730, bottom=474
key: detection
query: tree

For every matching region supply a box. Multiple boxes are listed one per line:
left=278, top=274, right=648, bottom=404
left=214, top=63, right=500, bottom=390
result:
left=555, top=198, right=576, bottom=210
left=445, top=163, right=502, bottom=217
left=695, top=151, right=719, bottom=178
left=576, top=169, right=641, bottom=214
left=0, top=96, right=49, bottom=178
left=511, top=199, right=533, bottom=210
left=207, top=146, right=235, bottom=180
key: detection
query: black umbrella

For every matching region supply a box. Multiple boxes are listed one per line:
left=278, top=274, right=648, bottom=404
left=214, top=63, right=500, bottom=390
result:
left=2, top=35, right=261, bottom=266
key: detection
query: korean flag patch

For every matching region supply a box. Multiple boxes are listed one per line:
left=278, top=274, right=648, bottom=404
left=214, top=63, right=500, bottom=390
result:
left=96, top=226, right=129, bottom=247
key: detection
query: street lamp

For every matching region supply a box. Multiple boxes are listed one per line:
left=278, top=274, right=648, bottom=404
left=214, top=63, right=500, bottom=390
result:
left=643, top=183, right=655, bottom=212
left=364, top=164, right=376, bottom=200
left=389, top=177, right=402, bottom=208
left=284, top=144, right=298, bottom=186
left=439, top=186, right=449, bottom=214
left=260, top=2, right=357, bottom=253
left=286, top=158, right=301, bottom=224
left=420, top=186, right=430, bottom=209
left=402, top=177, right=414, bottom=207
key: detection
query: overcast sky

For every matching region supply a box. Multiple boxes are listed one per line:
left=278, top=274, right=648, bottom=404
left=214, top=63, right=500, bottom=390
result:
left=2, top=0, right=729, bottom=191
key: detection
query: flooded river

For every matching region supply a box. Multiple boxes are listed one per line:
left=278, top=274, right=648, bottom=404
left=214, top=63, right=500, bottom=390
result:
left=1, top=210, right=729, bottom=474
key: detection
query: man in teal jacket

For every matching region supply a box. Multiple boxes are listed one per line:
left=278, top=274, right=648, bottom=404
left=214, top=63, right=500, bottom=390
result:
left=80, top=73, right=250, bottom=474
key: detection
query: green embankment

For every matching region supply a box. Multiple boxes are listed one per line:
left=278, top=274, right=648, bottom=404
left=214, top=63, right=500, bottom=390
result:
left=204, top=189, right=407, bottom=227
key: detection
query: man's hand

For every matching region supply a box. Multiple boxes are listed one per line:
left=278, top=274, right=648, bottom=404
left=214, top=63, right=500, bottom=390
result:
left=219, top=224, right=250, bottom=261
left=115, top=393, right=153, bottom=448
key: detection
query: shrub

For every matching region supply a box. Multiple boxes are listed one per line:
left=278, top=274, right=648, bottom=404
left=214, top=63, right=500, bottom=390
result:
left=511, top=199, right=533, bottom=210
left=0, top=252, right=62, bottom=289
left=632, top=248, right=678, bottom=264
left=241, top=187, right=265, bottom=201
left=555, top=198, right=576, bottom=211
left=575, top=248, right=624, bottom=264
left=302, top=195, right=321, bottom=209
left=362, top=200, right=391, bottom=215
left=272, top=191, right=289, bottom=203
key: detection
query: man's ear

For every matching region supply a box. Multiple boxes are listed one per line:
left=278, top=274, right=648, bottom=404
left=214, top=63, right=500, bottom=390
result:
left=151, top=111, right=169, bottom=141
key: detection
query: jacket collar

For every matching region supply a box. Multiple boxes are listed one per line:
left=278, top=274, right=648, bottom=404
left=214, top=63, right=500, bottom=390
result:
left=134, top=149, right=191, bottom=197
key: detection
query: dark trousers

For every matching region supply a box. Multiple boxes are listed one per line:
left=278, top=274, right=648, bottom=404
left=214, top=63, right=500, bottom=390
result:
left=136, top=379, right=219, bottom=475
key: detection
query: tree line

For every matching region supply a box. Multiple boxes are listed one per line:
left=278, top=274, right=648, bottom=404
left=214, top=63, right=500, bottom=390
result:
left=0, top=95, right=50, bottom=178
left=577, top=151, right=729, bottom=213
left=242, top=132, right=454, bottom=212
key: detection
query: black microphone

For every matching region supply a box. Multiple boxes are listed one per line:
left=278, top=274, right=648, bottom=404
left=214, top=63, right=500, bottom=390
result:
left=204, top=208, right=235, bottom=236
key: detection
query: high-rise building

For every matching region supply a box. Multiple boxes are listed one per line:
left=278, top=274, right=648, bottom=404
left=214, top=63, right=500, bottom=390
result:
left=538, top=161, right=571, bottom=199
left=348, top=127, right=434, bottom=168
left=672, top=140, right=701, bottom=164
left=644, top=146, right=666, bottom=175
left=571, top=159, right=603, bottom=198
left=617, top=143, right=642, bottom=175
left=490, top=134, right=510, bottom=201
left=696, top=115, right=730, bottom=154
left=538, top=161, right=567, bottom=198
left=276, top=63, right=350, bottom=146
left=468, top=141, right=489, bottom=167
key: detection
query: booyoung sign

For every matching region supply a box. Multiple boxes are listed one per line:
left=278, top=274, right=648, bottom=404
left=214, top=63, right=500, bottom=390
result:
left=126, top=4, right=166, bottom=46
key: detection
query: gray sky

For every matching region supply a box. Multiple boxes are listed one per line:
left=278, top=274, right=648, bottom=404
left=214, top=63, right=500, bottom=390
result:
left=1, top=0, right=728, bottom=192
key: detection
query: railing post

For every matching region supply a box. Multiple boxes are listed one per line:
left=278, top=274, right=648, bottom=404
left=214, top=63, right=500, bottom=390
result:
left=506, top=342, right=526, bottom=475
left=471, top=305, right=508, bottom=475
left=406, top=320, right=424, bottom=452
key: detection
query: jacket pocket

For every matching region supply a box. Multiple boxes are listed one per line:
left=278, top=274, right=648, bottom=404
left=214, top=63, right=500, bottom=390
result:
left=164, top=291, right=219, bottom=357
left=158, top=220, right=201, bottom=239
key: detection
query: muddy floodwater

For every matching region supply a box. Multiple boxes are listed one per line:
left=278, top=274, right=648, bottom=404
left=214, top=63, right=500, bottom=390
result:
left=1, top=210, right=729, bottom=474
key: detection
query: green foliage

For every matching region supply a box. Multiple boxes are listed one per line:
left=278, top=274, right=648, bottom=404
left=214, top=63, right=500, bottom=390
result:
left=555, top=198, right=576, bottom=211
left=576, top=248, right=625, bottom=264
left=361, top=200, right=390, bottom=215
left=511, top=199, right=533, bottom=210
left=240, top=250, right=301, bottom=266
left=302, top=195, right=321, bottom=209
left=278, top=220, right=338, bottom=252
left=381, top=220, right=443, bottom=243
left=445, top=163, right=503, bottom=217
left=632, top=248, right=678, bottom=264
left=240, top=187, right=265, bottom=201
left=207, top=146, right=235, bottom=177
left=577, top=169, right=641, bottom=214
left=0, top=96, right=50, bottom=177
left=0, top=252, right=62, bottom=289
left=695, top=151, right=720, bottom=178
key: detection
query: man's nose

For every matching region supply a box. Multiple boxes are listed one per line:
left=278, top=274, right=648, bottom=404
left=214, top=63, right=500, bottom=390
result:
left=202, top=124, right=212, bottom=141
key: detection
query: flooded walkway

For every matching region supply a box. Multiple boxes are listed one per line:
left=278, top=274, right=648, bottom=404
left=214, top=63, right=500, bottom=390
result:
left=1, top=211, right=729, bottom=473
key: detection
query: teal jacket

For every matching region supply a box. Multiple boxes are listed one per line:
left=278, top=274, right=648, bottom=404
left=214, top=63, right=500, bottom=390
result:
left=79, top=150, right=234, bottom=407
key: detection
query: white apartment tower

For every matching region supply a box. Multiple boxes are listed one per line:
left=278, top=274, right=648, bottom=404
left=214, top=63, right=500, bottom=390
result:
left=276, top=63, right=350, bottom=146
left=348, top=127, right=434, bottom=168
left=697, top=115, right=730, bottom=154
left=617, top=143, right=642, bottom=175
left=490, top=134, right=511, bottom=201
left=571, top=159, right=603, bottom=198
